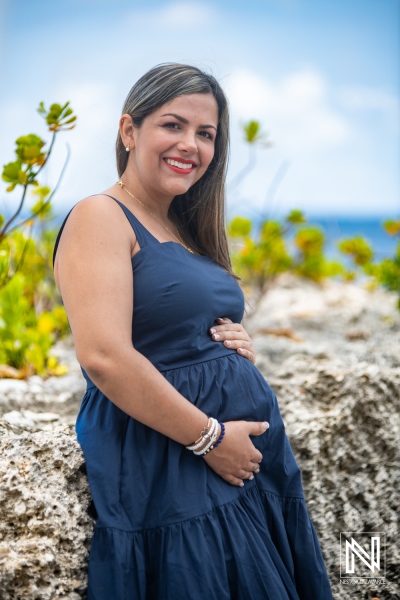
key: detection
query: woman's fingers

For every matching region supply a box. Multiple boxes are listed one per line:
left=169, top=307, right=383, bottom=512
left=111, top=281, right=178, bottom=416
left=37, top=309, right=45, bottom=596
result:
left=222, top=474, right=246, bottom=487
left=236, top=347, right=256, bottom=363
left=202, top=420, right=267, bottom=487
left=210, top=318, right=256, bottom=364
left=222, top=464, right=261, bottom=487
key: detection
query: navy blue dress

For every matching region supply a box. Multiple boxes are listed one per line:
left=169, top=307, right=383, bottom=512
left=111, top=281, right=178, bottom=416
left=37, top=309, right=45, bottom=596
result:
left=53, top=195, right=333, bottom=600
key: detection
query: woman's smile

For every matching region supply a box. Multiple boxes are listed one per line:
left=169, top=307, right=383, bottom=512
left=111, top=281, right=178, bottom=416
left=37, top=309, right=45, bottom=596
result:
left=120, top=93, right=218, bottom=206
left=163, top=156, right=198, bottom=174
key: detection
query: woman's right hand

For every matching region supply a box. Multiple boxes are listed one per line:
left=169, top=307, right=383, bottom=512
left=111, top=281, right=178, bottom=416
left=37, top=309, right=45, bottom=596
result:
left=203, top=420, right=269, bottom=487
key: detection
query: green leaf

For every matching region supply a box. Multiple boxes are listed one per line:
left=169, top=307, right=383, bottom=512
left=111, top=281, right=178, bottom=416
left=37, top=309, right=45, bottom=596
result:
left=242, top=120, right=272, bottom=147
left=2, top=160, right=23, bottom=181
left=15, top=134, right=46, bottom=166
left=295, top=227, right=325, bottom=256
left=38, top=100, right=77, bottom=132
left=338, top=236, right=374, bottom=266
left=15, top=134, right=44, bottom=148
left=244, top=121, right=261, bottom=143
left=37, top=102, right=46, bottom=116
left=383, top=219, right=400, bottom=236
left=228, top=217, right=252, bottom=238
left=2, top=160, right=28, bottom=190
left=286, top=209, right=306, bottom=225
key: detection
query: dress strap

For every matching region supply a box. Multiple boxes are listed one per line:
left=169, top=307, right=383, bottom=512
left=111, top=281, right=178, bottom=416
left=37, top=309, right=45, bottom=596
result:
left=98, top=194, right=160, bottom=250
left=52, top=194, right=160, bottom=268
left=52, top=206, right=76, bottom=268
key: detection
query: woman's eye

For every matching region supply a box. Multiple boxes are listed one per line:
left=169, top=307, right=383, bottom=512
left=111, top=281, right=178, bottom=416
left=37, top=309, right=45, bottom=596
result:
left=199, top=131, right=213, bottom=140
left=164, top=122, right=180, bottom=129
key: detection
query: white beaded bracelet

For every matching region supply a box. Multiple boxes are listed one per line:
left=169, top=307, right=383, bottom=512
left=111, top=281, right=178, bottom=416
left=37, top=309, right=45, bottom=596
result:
left=192, top=420, right=219, bottom=455
left=186, top=417, right=219, bottom=453
left=187, top=418, right=218, bottom=452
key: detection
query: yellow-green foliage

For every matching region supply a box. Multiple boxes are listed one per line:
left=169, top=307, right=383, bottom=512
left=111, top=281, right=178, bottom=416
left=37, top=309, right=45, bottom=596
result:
left=383, top=219, right=400, bottom=237
left=378, top=241, right=400, bottom=308
left=229, top=211, right=343, bottom=294
left=243, top=121, right=272, bottom=147
left=1, top=101, right=76, bottom=233
left=376, top=221, right=400, bottom=309
left=0, top=273, right=61, bottom=376
left=294, top=226, right=343, bottom=281
left=0, top=101, right=76, bottom=377
left=338, top=219, right=400, bottom=309
left=0, top=228, right=70, bottom=377
left=229, top=215, right=292, bottom=295
left=338, top=236, right=374, bottom=267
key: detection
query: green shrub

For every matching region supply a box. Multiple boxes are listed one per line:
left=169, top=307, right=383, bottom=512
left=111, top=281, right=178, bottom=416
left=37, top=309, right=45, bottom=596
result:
left=0, top=272, right=68, bottom=377
left=228, top=211, right=344, bottom=299
left=0, top=101, right=76, bottom=378
left=338, top=219, right=400, bottom=308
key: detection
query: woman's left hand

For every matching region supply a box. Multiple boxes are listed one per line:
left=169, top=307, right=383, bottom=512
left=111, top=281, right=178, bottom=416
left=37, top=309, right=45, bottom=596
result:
left=209, top=317, right=256, bottom=364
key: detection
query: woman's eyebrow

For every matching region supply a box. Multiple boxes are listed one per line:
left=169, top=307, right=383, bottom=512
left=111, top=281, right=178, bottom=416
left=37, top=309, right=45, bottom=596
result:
left=161, top=113, right=217, bottom=132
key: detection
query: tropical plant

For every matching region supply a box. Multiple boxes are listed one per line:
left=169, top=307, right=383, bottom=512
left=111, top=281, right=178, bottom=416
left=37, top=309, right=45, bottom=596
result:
left=228, top=209, right=343, bottom=305
left=0, top=102, right=76, bottom=378
left=338, top=219, right=400, bottom=309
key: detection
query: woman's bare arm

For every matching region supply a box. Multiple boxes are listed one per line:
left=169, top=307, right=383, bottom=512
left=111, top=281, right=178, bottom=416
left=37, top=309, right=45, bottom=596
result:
left=54, top=195, right=266, bottom=485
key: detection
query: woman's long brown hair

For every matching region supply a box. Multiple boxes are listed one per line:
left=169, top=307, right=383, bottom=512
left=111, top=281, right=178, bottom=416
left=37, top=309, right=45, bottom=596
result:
left=116, top=63, right=241, bottom=283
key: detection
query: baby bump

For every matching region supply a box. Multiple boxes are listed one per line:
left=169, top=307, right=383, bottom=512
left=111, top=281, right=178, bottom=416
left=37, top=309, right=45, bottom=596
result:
left=162, top=353, right=276, bottom=437
left=162, top=354, right=304, bottom=499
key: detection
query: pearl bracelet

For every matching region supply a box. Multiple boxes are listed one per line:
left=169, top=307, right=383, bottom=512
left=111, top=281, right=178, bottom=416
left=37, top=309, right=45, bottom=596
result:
left=186, top=417, right=219, bottom=452
left=186, top=418, right=225, bottom=456
left=193, top=420, right=219, bottom=455
left=198, top=422, right=224, bottom=456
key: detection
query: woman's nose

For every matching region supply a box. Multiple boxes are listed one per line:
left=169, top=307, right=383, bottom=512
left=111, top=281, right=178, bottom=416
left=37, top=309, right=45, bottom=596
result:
left=176, top=131, right=198, bottom=154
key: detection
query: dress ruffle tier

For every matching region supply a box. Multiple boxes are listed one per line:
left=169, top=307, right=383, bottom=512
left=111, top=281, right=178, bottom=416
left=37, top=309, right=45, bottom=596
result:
left=78, top=354, right=333, bottom=599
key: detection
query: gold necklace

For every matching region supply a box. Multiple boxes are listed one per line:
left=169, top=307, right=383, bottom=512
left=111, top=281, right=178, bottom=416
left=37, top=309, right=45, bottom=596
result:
left=117, top=180, right=194, bottom=254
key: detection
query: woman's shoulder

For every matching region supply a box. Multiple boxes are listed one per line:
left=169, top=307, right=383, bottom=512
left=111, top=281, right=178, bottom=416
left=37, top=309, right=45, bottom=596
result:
left=55, top=193, right=137, bottom=264
left=69, top=192, right=122, bottom=220
left=63, top=193, right=135, bottom=236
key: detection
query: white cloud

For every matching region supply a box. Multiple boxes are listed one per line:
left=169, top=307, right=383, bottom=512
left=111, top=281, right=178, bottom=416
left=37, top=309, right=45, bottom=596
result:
left=224, top=67, right=399, bottom=217
left=127, top=1, right=217, bottom=29
left=337, top=85, right=399, bottom=135
left=225, top=67, right=351, bottom=152
left=337, top=86, right=398, bottom=112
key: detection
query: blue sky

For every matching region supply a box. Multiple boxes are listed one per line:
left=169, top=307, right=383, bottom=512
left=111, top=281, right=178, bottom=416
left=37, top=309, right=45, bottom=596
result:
left=1, top=0, right=399, bottom=219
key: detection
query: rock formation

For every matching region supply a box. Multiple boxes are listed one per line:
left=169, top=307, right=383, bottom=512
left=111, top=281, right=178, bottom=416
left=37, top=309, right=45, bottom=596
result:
left=0, top=276, right=399, bottom=599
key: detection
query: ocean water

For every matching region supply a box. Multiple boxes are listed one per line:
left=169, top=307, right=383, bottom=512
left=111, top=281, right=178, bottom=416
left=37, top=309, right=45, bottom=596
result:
left=249, top=215, right=399, bottom=261
left=303, top=216, right=399, bottom=261
left=18, top=209, right=400, bottom=262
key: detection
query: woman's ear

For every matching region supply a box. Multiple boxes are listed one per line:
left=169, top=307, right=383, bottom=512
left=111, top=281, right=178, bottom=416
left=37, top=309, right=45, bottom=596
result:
left=120, top=114, right=135, bottom=151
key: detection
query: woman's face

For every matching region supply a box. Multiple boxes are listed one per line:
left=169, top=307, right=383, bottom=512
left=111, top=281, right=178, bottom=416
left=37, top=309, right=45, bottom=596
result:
left=122, top=93, right=219, bottom=201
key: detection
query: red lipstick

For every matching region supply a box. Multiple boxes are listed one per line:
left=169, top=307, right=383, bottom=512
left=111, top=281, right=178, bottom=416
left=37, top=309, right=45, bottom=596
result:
left=163, top=157, right=197, bottom=174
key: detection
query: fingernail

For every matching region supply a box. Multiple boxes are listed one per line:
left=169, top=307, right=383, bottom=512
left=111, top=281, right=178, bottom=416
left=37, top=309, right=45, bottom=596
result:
left=239, top=481, right=244, bottom=487
left=225, top=340, right=231, bottom=346
left=216, top=317, right=224, bottom=321
left=263, top=422, right=269, bottom=430
left=210, top=328, right=216, bottom=334
left=213, top=334, right=220, bottom=340
left=249, top=474, right=254, bottom=480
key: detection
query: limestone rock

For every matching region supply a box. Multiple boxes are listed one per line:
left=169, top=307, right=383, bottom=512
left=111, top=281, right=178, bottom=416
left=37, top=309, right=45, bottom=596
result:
left=0, top=423, right=94, bottom=599
left=242, top=276, right=400, bottom=599
left=265, top=354, right=400, bottom=599
left=0, top=336, right=86, bottom=431
left=0, top=278, right=399, bottom=599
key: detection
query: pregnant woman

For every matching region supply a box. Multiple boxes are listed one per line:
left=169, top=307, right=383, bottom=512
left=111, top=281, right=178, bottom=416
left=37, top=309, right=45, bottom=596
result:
left=52, top=63, right=333, bottom=599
